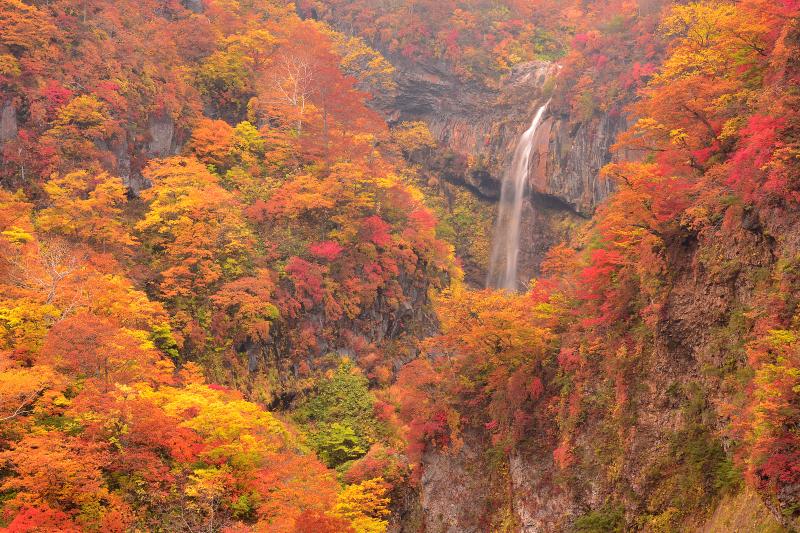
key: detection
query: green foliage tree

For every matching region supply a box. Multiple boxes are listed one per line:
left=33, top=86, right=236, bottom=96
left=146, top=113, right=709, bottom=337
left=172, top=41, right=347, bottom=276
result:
left=296, top=359, right=379, bottom=467
left=310, top=422, right=369, bottom=468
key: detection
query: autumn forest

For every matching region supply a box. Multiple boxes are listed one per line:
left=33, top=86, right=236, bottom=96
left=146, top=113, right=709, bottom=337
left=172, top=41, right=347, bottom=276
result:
left=0, top=0, right=799, bottom=531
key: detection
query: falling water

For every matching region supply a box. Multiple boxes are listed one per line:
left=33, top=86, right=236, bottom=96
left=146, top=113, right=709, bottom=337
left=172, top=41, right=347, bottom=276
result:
left=486, top=100, right=550, bottom=291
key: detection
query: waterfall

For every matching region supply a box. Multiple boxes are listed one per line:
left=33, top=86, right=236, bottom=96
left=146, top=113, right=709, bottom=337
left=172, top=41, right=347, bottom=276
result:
left=486, top=100, right=550, bottom=291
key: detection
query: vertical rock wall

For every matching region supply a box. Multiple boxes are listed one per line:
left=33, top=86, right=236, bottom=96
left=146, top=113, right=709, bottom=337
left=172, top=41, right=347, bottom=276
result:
left=381, top=58, right=624, bottom=280
left=0, top=101, right=17, bottom=143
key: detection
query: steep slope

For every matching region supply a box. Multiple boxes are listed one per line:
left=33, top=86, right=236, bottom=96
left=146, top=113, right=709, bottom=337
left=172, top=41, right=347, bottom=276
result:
left=388, top=1, right=800, bottom=532
left=381, top=58, right=612, bottom=285
left=0, top=1, right=456, bottom=530
left=2, top=0, right=799, bottom=532
left=301, top=0, right=668, bottom=284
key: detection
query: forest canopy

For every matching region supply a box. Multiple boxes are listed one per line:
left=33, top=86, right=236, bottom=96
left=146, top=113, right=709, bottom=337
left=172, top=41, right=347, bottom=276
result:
left=1, top=0, right=799, bottom=531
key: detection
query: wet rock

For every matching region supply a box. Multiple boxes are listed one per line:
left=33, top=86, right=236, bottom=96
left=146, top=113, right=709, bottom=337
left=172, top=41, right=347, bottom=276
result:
left=532, top=112, right=622, bottom=216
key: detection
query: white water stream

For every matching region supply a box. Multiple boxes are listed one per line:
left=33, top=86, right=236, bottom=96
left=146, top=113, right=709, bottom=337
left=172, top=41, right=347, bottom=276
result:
left=486, top=100, right=550, bottom=291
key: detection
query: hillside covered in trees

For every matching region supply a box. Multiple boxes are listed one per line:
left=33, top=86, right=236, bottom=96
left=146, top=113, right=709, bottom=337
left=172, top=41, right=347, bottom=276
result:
left=1, top=0, right=799, bottom=532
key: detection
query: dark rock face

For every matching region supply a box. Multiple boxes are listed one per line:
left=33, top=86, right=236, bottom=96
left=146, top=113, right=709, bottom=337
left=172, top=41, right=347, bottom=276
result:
left=96, top=113, right=182, bottom=195
left=401, top=62, right=553, bottom=172
left=109, top=134, right=131, bottom=185
left=110, top=132, right=150, bottom=194
left=532, top=112, right=623, bottom=216
left=380, top=58, right=624, bottom=280
left=182, top=0, right=203, bottom=13
left=147, top=114, right=176, bottom=157
left=0, top=102, right=18, bottom=143
left=380, top=60, right=556, bottom=197
left=381, top=59, right=620, bottom=214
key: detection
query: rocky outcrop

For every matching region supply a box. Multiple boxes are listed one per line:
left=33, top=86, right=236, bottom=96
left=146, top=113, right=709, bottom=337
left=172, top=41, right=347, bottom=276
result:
left=0, top=101, right=18, bottom=143
left=516, top=195, right=584, bottom=286
left=381, top=59, right=621, bottom=215
left=510, top=450, right=577, bottom=533
left=530, top=112, right=623, bottom=216
left=109, top=134, right=132, bottom=186
left=380, top=58, right=627, bottom=282
left=381, top=60, right=553, bottom=199
left=417, top=431, right=505, bottom=533
left=95, top=113, right=179, bottom=194
left=109, top=132, right=150, bottom=193
left=416, top=207, right=800, bottom=532
left=182, top=0, right=203, bottom=13
left=147, top=114, right=177, bottom=157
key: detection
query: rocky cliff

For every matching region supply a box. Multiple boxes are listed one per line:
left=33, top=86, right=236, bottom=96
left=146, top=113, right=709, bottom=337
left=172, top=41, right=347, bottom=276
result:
left=409, top=205, right=795, bottom=532
left=379, top=58, right=632, bottom=530
left=383, top=58, right=623, bottom=212
left=383, top=34, right=793, bottom=533
left=380, top=58, right=625, bottom=281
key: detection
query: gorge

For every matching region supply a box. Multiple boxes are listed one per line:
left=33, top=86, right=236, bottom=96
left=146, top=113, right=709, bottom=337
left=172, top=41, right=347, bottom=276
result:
left=371, top=54, right=620, bottom=286
left=328, top=2, right=800, bottom=531
left=0, top=1, right=799, bottom=532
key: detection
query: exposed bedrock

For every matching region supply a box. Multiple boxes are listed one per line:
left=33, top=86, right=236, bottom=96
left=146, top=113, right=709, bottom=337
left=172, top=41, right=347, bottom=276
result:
left=379, top=58, right=621, bottom=215
left=378, top=58, right=626, bottom=279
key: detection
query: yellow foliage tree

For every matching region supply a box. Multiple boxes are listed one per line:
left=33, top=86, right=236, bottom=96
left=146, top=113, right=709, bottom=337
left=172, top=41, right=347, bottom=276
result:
left=333, top=478, right=391, bottom=533
left=37, top=170, right=136, bottom=249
